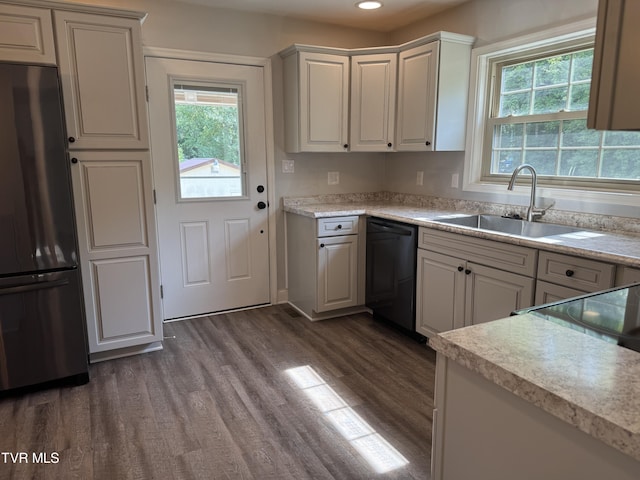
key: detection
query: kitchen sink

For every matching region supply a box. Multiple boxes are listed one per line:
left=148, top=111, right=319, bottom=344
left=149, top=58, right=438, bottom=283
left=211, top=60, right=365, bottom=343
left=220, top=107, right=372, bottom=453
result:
left=431, top=214, right=585, bottom=238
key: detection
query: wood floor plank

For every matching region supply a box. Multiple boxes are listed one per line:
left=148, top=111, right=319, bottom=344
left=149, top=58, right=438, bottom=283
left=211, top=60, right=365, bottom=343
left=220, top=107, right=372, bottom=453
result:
left=0, top=305, right=435, bottom=480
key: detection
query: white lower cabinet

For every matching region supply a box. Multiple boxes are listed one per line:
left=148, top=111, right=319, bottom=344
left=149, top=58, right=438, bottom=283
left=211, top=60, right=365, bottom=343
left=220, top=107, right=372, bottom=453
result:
left=70, top=151, right=162, bottom=359
left=316, top=235, right=358, bottom=312
left=287, top=213, right=365, bottom=320
left=416, top=228, right=535, bottom=338
left=535, top=251, right=615, bottom=304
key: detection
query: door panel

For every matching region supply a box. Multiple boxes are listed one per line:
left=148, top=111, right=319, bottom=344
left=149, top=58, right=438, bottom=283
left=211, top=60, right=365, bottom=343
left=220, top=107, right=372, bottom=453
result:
left=146, top=57, right=270, bottom=319
left=55, top=11, right=148, bottom=149
left=466, top=263, right=534, bottom=326
left=81, top=161, right=147, bottom=249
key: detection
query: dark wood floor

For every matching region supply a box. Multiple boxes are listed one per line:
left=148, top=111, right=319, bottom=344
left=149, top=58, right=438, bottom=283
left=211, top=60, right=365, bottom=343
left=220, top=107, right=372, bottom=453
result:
left=0, top=305, right=436, bottom=480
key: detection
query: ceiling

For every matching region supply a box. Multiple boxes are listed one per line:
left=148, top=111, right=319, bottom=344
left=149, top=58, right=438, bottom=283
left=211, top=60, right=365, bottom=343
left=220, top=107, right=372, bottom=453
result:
left=173, top=0, right=471, bottom=32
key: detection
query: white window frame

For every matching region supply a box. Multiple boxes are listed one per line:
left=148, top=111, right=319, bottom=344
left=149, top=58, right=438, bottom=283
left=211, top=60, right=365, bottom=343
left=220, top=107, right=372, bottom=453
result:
left=463, top=18, right=640, bottom=207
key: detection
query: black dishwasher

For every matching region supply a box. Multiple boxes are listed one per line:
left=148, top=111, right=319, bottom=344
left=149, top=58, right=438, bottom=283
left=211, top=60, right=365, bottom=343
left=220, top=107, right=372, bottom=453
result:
left=365, top=217, right=420, bottom=337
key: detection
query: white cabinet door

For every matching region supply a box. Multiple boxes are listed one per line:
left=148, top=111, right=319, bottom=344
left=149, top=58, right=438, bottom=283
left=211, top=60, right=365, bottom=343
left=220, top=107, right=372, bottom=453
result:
left=416, top=249, right=465, bottom=338
left=283, top=51, right=349, bottom=152
left=396, top=41, right=438, bottom=152
left=350, top=53, right=397, bottom=152
left=534, top=280, right=585, bottom=305
left=54, top=11, right=149, bottom=150
left=588, top=0, right=640, bottom=130
left=465, top=263, right=534, bottom=326
left=70, top=151, right=161, bottom=355
left=0, top=4, right=56, bottom=64
left=316, top=235, right=358, bottom=312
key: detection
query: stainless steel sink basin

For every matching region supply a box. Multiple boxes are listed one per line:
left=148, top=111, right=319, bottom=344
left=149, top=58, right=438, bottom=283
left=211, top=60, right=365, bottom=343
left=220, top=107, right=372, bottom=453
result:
left=431, top=214, right=585, bottom=238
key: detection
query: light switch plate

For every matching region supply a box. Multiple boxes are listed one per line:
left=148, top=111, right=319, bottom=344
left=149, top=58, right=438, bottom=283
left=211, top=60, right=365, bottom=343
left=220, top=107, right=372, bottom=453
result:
left=282, top=159, right=295, bottom=173
left=328, top=171, right=340, bottom=185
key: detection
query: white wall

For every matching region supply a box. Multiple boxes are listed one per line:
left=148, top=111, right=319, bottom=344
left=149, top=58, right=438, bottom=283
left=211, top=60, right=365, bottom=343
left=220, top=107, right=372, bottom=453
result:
left=382, top=0, right=639, bottom=219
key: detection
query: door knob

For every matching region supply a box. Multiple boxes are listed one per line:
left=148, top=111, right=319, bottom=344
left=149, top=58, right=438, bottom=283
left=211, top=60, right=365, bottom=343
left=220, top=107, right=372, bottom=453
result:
left=257, top=185, right=265, bottom=193
left=257, top=201, right=267, bottom=210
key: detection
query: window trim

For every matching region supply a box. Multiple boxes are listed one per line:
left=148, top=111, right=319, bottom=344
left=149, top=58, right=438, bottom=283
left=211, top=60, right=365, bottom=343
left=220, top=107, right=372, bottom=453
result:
left=462, top=18, right=640, bottom=206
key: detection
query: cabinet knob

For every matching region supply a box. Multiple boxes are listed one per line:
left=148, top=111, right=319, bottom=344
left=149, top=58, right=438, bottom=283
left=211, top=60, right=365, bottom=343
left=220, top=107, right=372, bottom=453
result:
left=387, top=142, right=392, bottom=148
left=565, top=269, right=575, bottom=277
left=70, top=157, right=78, bottom=164
left=343, top=144, right=349, bottom=149
left=425, top=140, right=431, bottom=146
left=68, top=136, right=76, bottom=143
left=465, top=269, right=472, bottom=275
left=320, top=243, right=325, bottom=248
left=337, top=224, right=342, bottom=230
left=457, top=266, right=464, bottom=272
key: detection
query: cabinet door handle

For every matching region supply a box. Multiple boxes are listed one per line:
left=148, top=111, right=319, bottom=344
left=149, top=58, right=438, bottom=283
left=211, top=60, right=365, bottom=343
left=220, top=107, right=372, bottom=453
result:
left=565, top=269, right=575, bottom=277
left=320, top=243, right=325, bottom=248
left=425, top=140, right=431, bottom=146
left=387, top=142, right=392, bottom=148
left=343, top=144, right=349, bottom=149
left=336, top=224, right=342, bottom=230
left=71, top=157, right=78, bottom=164
left=68, top=136, right=76, bottom=143
left=457, top=266, right=464, bottom=272
left=465, top=269, right=472, bottom=275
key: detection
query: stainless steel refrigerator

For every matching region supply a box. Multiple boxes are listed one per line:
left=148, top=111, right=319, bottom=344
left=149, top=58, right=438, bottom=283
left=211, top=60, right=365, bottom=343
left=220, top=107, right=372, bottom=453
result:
left=0, top=62, right=89, bottom=392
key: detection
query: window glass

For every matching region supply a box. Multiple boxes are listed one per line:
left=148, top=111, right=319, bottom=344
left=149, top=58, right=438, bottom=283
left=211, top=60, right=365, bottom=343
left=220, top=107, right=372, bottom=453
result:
left=173, top=84, right=244, bottom=199
left=488, top=48, right=640, bottom=183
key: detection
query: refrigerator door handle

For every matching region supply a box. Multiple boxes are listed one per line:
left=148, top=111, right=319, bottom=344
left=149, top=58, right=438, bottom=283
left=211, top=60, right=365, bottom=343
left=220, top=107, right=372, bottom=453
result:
left=0, top=278, right=70, bottom=296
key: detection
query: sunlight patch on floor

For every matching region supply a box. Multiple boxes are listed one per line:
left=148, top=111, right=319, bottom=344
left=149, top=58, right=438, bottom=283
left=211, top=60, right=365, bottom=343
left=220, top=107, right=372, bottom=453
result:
left=285, top=365, right=409, bottom=474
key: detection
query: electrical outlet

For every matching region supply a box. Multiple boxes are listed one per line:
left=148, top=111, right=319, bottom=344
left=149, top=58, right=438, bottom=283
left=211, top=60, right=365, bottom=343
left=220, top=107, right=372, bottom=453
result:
left=416, top=171, right=424, bottom=186
left=451, top=173, right=459, bottom=188
left=328, top=171, right=340, bottom=185
left=282, top=159, right=295, bottom=173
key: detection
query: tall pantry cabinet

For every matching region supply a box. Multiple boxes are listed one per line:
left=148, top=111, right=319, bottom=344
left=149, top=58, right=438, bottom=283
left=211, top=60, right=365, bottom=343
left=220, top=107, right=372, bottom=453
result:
left=55, top=10, right=162, bottom=360
left=0, top=0, right=162, bottom=361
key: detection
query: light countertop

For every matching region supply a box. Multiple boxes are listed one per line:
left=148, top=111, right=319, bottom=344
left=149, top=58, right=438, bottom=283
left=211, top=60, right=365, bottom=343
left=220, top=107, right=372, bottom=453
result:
left=429, top=314, right=640, bottom=462
left=283, top=194, right=640, bottom=268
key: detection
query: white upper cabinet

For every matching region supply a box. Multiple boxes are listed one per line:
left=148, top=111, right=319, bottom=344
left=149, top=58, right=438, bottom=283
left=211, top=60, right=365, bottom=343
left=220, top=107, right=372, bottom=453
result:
left=280, top=32, right=474, bottom=154
left=0, top=3, right=56, bottom=64
left=588, top=0, right=640, bottom=131
left=396, top=42, right=437, bottom=151
left=54, top=11, right=149, bottom=150
left=396, top=34, right=474, bottom=151
left=282, top=49, right=350, bottom=152
left=350, top=53, right=397, bottom=152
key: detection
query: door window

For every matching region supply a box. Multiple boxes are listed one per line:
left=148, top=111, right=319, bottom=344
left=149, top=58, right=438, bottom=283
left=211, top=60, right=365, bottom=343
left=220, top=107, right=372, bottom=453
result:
left=173, top=83, right=245, bottom=199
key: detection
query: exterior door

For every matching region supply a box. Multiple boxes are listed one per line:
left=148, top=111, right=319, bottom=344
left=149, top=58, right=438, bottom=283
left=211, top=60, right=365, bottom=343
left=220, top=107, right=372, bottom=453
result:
left=146, top=57, right=270, bottom=320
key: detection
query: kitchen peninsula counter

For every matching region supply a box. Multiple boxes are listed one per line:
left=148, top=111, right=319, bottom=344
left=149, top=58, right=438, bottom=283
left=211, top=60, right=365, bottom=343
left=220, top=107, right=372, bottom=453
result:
left=428, top=308, right=640, bottom=478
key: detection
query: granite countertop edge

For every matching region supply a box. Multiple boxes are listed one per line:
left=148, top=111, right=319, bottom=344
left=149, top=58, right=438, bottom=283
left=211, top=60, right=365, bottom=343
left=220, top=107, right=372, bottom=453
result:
left=429, top=316, right=640, bottom=463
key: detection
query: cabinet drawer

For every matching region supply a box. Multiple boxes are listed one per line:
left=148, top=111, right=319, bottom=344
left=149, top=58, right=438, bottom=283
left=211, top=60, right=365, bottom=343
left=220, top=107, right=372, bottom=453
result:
left=537, top=251, right=615, bottom=293
left=418, top=228, right=537, bottom=277
left=317, top=216, right=359, bottom=237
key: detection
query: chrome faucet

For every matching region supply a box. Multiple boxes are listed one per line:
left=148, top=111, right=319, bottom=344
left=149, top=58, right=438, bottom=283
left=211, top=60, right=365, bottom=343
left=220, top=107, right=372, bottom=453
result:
left=507, top=164, right=549, bottom=222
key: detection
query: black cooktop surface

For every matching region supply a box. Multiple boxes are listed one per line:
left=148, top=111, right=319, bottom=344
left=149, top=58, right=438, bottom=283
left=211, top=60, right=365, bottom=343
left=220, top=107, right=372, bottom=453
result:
left=519, top=284, right=640, bottom=353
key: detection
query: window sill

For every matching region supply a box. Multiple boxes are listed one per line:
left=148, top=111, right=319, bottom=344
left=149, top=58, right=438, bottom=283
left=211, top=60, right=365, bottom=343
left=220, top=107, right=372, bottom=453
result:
left=462, top=177, right=639, bottom=208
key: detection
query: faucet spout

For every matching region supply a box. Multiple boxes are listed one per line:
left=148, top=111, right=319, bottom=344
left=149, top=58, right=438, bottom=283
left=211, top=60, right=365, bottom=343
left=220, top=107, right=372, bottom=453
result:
left=507, top=164, right=544, bottom=222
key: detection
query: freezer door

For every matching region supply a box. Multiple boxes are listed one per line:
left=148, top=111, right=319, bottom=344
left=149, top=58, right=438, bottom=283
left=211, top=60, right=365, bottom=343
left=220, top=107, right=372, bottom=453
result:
left=0, top=63, right=78, bottom=275
left=0, top=270, right=88, bottom=391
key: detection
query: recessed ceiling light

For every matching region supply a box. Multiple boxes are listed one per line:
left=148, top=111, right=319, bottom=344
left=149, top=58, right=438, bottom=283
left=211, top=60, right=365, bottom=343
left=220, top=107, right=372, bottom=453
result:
left=356, top=1, right=383, bottom=10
